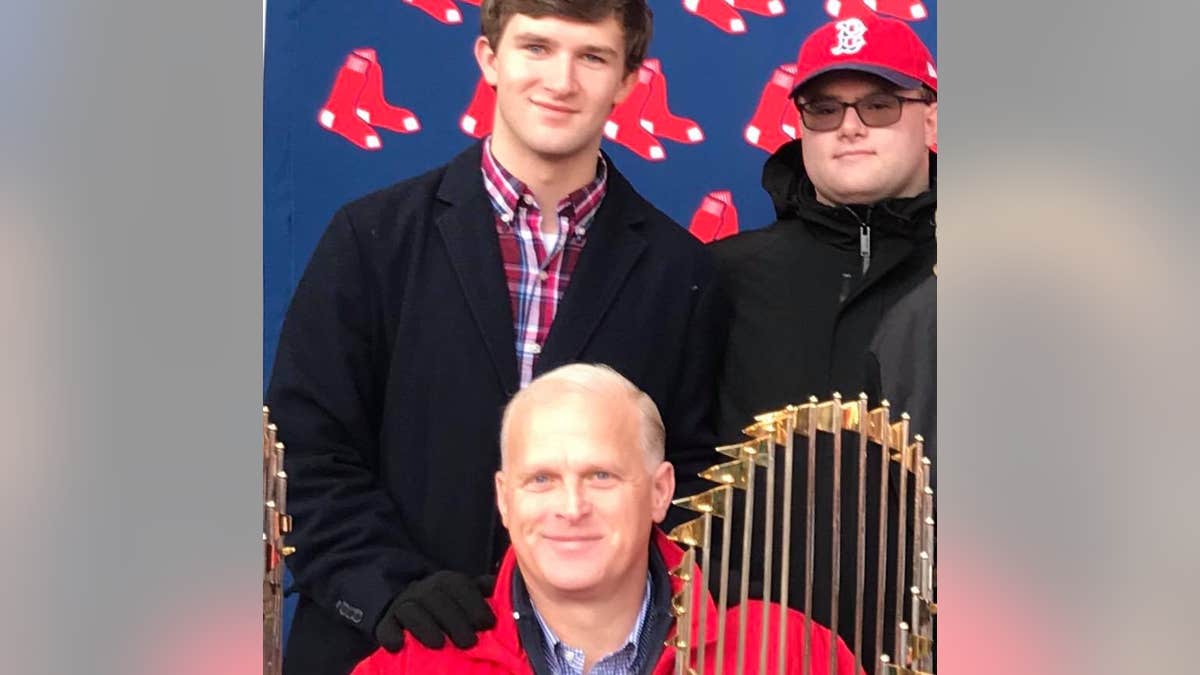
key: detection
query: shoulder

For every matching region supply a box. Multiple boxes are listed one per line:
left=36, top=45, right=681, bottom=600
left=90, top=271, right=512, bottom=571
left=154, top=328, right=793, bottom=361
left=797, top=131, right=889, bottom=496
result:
left=602, top=168, right=716, bottom=278
left=708, top=220, right=791, bottom=266
left=337, top=163, right=451, bottom=233
left=705, top=221, right=804, bottom=292
left=336, top=142, right=484, bottom=240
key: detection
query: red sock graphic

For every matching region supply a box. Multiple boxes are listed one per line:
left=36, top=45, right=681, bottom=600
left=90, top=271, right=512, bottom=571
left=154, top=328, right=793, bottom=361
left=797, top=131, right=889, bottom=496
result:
left=682, top=0, right=747, bottom=34
left=638, top=59, right=704, bottom=144
left=459, top=0, right=480, bottom=4
left=712, top=190, right=739, bottom=238
left=780, top=93, right=802, bottom=143
left=731, top=0, right=786, bottom=17
left=689, top=190, right=740, bottom=243
left=826, top=0, right=928, bottom=20
left=604, top=70, right=665, bottom=161
left=460, top=76, right=495, bottom=138
left=318, top=52, right=383, bottom=150
left=745, top=64, right=801, bottom=153
left=401, top=0, right=464, bottom=25
left=350, top=49, right=420, bottom=134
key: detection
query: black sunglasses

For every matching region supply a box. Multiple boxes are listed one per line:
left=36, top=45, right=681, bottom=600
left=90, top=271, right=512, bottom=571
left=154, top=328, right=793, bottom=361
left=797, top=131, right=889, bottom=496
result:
left=794, top=92, right=931, bottom=132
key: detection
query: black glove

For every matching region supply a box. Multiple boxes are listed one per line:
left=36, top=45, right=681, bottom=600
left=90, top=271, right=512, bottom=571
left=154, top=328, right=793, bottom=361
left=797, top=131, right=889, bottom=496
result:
left=374, top=571, right=497, bottom=652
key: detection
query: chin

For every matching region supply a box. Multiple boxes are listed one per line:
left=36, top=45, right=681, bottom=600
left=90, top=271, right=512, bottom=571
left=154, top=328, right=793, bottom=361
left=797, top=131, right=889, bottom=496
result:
left=526, top=126, right=597, bottom=156
left=829, top=182, right=889, bottom=205
left=541, top=568, right=606, bottom=594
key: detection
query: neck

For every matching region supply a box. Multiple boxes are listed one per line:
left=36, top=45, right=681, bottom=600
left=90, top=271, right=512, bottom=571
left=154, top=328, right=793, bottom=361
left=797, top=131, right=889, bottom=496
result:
left=525, top=567, right=647, bottom=671
left=489, top=128, right=601, bottom=216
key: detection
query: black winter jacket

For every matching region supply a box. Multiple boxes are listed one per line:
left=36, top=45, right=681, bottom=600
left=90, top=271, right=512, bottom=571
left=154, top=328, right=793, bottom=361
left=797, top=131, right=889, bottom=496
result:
left=711, top=139, right=936, bottom=440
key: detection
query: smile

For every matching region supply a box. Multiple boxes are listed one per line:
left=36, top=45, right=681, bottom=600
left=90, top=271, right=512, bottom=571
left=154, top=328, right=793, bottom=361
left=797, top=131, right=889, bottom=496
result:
left=532, top=100, right=577, bottom=115
left=542, top=534, right=602, bottom=543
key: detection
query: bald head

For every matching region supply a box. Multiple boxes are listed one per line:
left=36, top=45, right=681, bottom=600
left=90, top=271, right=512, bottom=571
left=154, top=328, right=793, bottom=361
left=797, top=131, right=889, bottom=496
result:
left=499, top=363, right=665, bottom=471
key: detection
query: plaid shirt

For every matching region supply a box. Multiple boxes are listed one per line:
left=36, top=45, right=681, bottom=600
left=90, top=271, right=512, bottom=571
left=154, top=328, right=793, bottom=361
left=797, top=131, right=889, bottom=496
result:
left=481, top=136, right=607, bottom=387
left=530, top=575, right=653, bottom=675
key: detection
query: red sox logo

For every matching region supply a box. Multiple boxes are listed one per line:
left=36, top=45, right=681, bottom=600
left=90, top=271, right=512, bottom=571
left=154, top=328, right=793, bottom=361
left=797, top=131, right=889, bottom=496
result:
left=317, top=49, right=421, bottom=151
left=688, top=190, right=740, bottom=243
left=683, top=0, right=787, bottom=35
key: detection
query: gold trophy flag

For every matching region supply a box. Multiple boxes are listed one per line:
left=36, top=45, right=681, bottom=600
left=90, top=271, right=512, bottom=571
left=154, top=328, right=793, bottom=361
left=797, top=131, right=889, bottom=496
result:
left=715, top=440, right=771, bottom=466
left=674, top=485, right=733, bottom=519
left=668, top=518, right=708, bottom=549
left=698, top=459, right=752, bottom=489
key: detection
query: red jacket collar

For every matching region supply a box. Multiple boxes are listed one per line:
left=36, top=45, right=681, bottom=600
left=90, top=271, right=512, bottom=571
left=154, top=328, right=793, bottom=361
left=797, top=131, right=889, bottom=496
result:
left=471, top=528, right=721, bottom=666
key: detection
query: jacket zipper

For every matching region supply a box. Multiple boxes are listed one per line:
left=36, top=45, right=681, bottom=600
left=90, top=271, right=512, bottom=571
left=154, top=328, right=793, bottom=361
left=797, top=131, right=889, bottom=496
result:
left=859, top=224, right=871, bottom=274
left=841, top=205, right=873, bottom=275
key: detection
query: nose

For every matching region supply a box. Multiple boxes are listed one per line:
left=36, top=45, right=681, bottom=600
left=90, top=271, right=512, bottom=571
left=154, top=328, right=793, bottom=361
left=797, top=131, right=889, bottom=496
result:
left=556, top=481, right=591, bottom=522
left=837, top=103, right=868, bottom=138
left=542, top=53, right=578, bottom=97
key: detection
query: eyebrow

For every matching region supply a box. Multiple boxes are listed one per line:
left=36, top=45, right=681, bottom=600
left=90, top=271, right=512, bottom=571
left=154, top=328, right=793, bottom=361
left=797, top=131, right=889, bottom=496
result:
left=580, top=44, right=620, bottom=58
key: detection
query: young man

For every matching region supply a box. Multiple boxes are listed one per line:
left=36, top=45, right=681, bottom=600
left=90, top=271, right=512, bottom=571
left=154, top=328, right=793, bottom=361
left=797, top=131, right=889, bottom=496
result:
left=351, top=364, right=856, bottom=675
left=268, top=1, right=724, bottom=673
left=709, top=9, right=936, bottom=672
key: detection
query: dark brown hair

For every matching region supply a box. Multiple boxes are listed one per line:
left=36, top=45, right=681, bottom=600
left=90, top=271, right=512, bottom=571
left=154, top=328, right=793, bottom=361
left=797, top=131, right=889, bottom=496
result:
left=479, top=0, right=653, bottom=74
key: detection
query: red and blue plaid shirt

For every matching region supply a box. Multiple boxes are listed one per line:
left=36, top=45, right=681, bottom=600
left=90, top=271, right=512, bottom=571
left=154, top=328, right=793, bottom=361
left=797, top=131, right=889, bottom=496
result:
left=481, top=136, right=608, bottom=387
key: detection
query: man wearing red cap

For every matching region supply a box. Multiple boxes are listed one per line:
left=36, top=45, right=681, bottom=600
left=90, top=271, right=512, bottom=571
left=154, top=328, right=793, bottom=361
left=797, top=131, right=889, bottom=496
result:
left=710, top=7, right=937, bottom=672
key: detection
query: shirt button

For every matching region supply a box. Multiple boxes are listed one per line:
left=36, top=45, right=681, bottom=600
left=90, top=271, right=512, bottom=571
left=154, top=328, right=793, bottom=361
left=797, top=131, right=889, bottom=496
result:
left=523, top=194, right=535, bottom=205
left=529, top=343, right=542, bottom=355
left=538, top=271, right=548, bottom=282
left=500, top=213, right=512, bottom=223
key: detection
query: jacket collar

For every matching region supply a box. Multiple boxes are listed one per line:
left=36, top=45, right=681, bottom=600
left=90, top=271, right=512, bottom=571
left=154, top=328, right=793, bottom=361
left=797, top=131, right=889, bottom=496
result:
left=760, top=138, right=937, bottom=246
left=468, top=529, right=722, bottom=669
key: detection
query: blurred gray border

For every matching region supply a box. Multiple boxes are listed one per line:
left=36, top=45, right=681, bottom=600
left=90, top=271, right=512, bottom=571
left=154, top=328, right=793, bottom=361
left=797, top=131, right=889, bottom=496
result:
left=1, top=1, right=262, bottom=673
left=4, top=0, right=1199, bottom=672
left=943, top=2, right=1198, bottom=673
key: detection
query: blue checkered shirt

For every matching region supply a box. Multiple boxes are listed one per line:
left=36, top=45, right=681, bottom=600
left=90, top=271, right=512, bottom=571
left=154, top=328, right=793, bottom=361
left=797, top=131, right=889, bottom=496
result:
left=529, top=575, right=652, bottom=675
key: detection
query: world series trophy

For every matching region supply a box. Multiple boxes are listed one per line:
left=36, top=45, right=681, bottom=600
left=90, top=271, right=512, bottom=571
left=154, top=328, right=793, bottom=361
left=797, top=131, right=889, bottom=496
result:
left=665, top=394, right=935, bottom=675
left=263, top=406, right=294, bottom=675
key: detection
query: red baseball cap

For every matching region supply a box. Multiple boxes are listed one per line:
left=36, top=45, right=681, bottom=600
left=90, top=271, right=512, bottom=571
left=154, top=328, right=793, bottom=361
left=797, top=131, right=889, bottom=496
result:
left=790, top=10, right=937, bottom=98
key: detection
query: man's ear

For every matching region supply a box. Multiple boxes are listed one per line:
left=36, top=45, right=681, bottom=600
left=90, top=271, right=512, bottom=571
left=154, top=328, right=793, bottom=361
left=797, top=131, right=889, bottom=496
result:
left=612, top=66, right=641, bottom=107
left=924, top=100, right=938, bottom=151
left=649, top=461, right=676, bottom=524
left=495, top=471, right=510, bottom=528
left=475, top=35, right=499, bottom=87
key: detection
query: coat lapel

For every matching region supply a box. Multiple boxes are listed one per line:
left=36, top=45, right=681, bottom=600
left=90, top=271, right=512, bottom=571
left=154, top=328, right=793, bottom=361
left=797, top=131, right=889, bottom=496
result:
left=434, top=143, right=520, bottom=395
left=539, top=164, right=647, bottom=369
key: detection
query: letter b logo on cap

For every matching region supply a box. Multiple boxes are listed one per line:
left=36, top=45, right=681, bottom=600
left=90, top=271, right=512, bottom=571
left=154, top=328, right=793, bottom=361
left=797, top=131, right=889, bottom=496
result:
left=831, top=18, right=868, bottom=55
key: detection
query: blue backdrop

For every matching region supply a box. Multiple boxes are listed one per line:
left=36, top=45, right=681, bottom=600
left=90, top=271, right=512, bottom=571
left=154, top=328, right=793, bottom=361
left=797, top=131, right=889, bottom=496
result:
left=264, top=0, right=935, bottom=645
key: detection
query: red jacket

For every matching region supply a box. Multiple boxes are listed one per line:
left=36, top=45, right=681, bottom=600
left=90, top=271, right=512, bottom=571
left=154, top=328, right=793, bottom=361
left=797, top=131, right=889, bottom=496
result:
left=351, top=530, right=858, bottom=675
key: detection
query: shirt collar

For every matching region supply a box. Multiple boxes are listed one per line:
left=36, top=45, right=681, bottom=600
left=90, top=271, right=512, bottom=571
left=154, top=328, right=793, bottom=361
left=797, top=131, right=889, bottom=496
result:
left=528, top=573, right=652, bottom=670
left=480, top=134, right=608, bottom=232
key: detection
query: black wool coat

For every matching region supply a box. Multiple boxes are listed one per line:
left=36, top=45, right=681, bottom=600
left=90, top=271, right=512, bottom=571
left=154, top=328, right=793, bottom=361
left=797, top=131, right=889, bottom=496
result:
left=266, top=141, right=726, bottom=653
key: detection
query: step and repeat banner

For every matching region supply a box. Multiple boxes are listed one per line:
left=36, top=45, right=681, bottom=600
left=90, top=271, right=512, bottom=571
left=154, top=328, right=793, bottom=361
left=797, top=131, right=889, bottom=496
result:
left=264, top=0, right=936, bottom=642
